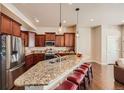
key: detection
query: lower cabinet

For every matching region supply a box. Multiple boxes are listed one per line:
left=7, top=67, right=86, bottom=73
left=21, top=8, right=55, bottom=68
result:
left=33, top=54, right=45, bottom=65
left=25, top=54, right=34, bottom=69
left=25, top=53, right=44, bottom=69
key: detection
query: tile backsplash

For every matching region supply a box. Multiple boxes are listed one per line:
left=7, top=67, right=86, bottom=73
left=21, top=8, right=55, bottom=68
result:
left=25, top=47, right=75, bottom=55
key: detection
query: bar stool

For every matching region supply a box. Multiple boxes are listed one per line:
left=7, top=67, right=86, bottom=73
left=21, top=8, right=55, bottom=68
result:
left=55, top=80, right=78, bottom=90
left=80, top=63, right=93, bottom=84
left=74, top=68, right=89, bottom=89
left=83, top=63, right=93, bottom=78
left=74, top=68, right=88, bottom=75
left=67, top=71, right=86, bottom=90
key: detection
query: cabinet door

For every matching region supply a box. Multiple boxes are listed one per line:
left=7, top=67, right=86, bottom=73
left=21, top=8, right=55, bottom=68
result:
left=35, top=35, right=45, bottom=47
left=21, top=32, right=25, bottom=45
left=46, top=33, right=55, bottom=41
left=33, top=54, right=44, bottom=64
left=1, top=14, right=12, bottom=34
left=21, top=31, right=28, bottom=47
left=25, top=54, right=33, bottom=69
left=55, top=35, right=64, bottom=47
left=64, top=33, right=75, bottom=47
left=24, top=33, right=28, bottom=47
left=12, top=21, right=21, bottom=37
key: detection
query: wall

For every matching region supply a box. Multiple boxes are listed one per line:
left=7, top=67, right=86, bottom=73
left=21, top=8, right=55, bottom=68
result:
left=91, top=25, right=121, bottom=65
left=35, top=26, right=92, bottom=59
left=91, top=26, right=101, bottom=63
left=35, top=26, right=75, bottom=35
left=101, top=25, right=121, bottom=64
left=119, top=25, right=124, bottom=57
left=76, top=27, right=91, bottom=59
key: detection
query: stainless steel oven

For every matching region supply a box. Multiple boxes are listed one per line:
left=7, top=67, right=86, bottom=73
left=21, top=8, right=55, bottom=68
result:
left=45, top=53, right=55, bottom=60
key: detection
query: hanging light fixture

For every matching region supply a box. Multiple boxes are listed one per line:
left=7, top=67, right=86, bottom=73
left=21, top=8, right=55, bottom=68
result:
left=75, top=8, right=80, bottom=37
left=58, top=3, right=62, bottom=33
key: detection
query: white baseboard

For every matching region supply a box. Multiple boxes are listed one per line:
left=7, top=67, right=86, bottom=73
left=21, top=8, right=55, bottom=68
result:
left=90, top=60, right=107, bottom=65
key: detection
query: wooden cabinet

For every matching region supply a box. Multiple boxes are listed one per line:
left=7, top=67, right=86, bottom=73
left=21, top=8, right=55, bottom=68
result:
left=45, top=32, right=55, bottom=41
left=33, top=54, right=44, bottom=64
left=64, top=33, right=75, bottom=47
left=0, top=13, right=21, bottom=36
left=55, top=35, right=64, bottom=47
left=1, top=14, right=12, bottom=35
left=21, top=31, right=36, bottom=47
left=25, top=54, right=34, bottom=69
left=21, top=31, right=28, bottom=47
left=35, top=35, right=45, bottom=47
left=12, top=21, right=21, bottom=37
left=25, top=53, right=44, bottom=69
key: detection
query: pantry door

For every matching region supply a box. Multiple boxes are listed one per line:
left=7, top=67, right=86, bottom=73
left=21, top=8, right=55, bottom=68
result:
left=107, top=36, right=121, bottom=64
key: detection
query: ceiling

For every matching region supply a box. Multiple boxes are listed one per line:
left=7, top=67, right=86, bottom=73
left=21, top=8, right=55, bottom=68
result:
left=13, top=3, right=124, bottom=28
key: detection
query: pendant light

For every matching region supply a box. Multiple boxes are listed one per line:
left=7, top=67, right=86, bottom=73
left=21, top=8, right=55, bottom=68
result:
left=58, top=3, right=62, bottom=33
left=75, top=8, right=80, bottom=37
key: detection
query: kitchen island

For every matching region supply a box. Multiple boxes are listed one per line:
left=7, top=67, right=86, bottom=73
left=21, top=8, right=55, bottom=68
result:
left=14, top=55, right=89, bottom=90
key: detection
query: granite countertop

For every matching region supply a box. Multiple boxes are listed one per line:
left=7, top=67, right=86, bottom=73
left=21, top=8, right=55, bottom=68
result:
left=25, top=51, right=75, bottom=56
left=14, top=55, right=86, bottom=87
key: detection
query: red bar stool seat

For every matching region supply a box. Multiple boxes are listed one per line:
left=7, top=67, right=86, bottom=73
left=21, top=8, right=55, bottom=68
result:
left=55, top=80, right=78, bottom=90
left=80, top=63, right=93, bottom=84
left=67, top=71, right=87, bottom=89
left=83, top=63, right=93, bottom=78
left=74, top=68, right=88, bottom=74
left=82, top=63, right=92, bottom=68
left=74, top=68, right=89, bottom=89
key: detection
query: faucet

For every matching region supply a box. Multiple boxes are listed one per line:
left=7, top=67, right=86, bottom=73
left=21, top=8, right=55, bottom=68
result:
left=54, top=54, right=61, bottom=62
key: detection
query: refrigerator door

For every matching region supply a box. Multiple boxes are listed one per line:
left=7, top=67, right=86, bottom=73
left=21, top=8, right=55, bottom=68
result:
left=0, top=35, right=8, bottom=89
left=10, top=36, right=25, bottom=68
left=7, top=36, right=25, bottom=89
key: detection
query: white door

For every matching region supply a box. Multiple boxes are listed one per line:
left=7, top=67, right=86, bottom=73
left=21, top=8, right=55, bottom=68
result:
left=107, top=36, right=121, bottom=64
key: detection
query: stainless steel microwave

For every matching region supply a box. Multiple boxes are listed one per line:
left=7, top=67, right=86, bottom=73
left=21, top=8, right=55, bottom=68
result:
left=45, top=41, right=55, bottom=46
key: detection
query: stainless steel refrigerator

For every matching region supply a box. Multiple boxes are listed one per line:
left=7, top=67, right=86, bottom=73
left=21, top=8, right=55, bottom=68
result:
left=0, top=35, right=25, bottom=89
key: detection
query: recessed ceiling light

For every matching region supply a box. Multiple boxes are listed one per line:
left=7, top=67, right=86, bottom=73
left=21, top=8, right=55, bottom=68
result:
left=36, top=20, right=39, bottom=23
left=63, top=20, right=66, bottom=23
left=122, top=20, right=124, bottom=23
left=90, top=19, right=94, bottom=22
left=34, top=18, right=39, bottom=23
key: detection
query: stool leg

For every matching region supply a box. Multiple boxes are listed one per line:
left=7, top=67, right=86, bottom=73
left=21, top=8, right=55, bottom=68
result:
left=84, top=77, right=89, bottom=90
left=91, top=67, right=93, bottom=78
left=87, top=69, right=91, bottom=84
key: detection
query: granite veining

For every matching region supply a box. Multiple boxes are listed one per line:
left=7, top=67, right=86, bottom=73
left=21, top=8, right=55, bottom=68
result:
left=14, top=55, right=86, bottom=87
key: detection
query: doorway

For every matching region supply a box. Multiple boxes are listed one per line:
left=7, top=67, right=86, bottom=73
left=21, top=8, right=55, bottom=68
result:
left=107, top=36, right=121, bottom=64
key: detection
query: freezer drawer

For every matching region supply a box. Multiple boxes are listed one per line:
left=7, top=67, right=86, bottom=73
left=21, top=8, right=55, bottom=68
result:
left=6, top=63, right=25, bottom=89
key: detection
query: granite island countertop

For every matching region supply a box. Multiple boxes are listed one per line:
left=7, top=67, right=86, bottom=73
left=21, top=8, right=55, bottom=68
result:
left=14, top=55, right=89, bottom=89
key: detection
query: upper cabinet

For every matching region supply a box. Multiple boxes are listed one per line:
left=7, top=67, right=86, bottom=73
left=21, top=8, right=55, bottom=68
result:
left=45, top=32, right=55, bottom=41
left=64, top=33, right=75, bottom=47
left=21, top=31, right=28, bottom=47
left=21, top=31, right=35, bottom=47
left=35, top=35, right=45, bottom=47
left=55, top=35, right=64, bottom=47
left=12, top=21, right=21, bottom=37
left=1, top=14, right=12, bottom=35
left=0, top=13, right=21, bottom=36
